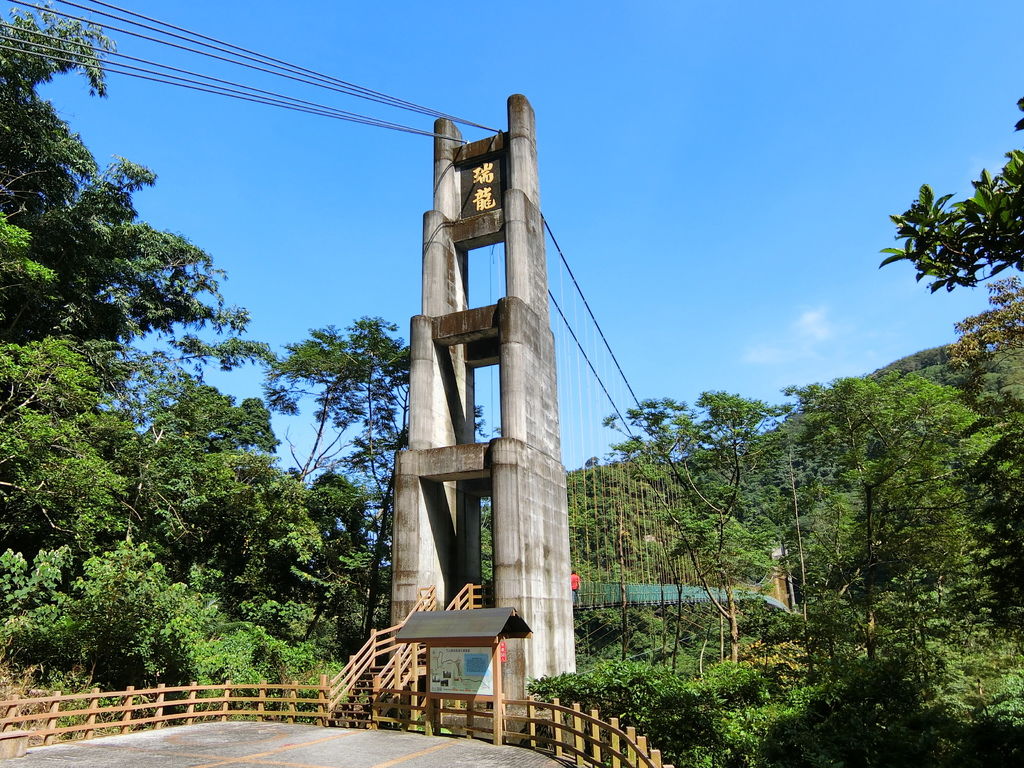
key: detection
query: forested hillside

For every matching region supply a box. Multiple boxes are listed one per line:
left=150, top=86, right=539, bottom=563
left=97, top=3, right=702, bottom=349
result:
left=542, top=132, right=1024, bottom=767
left=0, top=12, right=404, bottom=692
left=550, top=346, right=1024, bottom=766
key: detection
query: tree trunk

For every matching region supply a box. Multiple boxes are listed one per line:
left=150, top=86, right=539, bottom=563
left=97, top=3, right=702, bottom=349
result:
left=788, top=452, right=809, bottom=626
left=672, top=582, right=683, bottom=672
left=864, top=485, right=877, bottom=660
left=727, top=588, right=740, bottom=663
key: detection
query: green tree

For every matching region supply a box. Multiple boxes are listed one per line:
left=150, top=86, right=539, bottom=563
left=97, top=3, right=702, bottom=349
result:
left=949, top=277, right=1024, bottom=384
left=612, top=393, right=788, bottom=663
left=789, top=375, right=986, bottom=664
left=265, top=318, right=408, bottom=637
left=881, top=98, right=1024, bottom=291
left=0, top=338, right=131, bottom=556
left=1, top=9, right=265, bottom=370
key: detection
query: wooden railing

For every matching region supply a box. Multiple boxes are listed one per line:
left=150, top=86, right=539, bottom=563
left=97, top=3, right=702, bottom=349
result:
left=509, top=697, right=674, bottom=768
left=370, top=583, right=483, bottom=705
left=0, top=582, right=676, bottom=768
left=330, top=583, right=482, bottom=715
left=445, top=582, right=483, bottom=610
left=365, top=690, right=674, bottom=768
left=0, top=678, right=330, bottom=745
left=328, top=586, right=436, bottom=711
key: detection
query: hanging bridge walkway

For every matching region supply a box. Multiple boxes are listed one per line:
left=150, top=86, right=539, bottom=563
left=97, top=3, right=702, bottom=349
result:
left=573, top=582, right=788, bottom=612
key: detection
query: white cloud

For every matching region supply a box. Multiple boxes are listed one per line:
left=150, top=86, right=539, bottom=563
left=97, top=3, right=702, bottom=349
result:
left=794, top=308, right=833, bottom=342
left=742, top=306, right=834, bottom=365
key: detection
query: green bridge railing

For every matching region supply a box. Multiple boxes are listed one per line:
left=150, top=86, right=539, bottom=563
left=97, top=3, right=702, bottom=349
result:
left=574, top=582, right=788, bottom=611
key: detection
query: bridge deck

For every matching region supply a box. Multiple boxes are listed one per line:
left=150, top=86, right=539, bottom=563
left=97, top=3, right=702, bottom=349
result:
left=0, top=721, right=563, bottom=768
left=575, top=582, right=788, bottom=611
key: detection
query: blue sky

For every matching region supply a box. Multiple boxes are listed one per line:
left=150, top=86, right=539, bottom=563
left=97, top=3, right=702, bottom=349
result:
left=26, top=0, right=1024, bottom=465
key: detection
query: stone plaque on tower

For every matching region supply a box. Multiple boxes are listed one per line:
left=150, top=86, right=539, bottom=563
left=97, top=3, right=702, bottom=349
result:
left=459, top=157, right=504, bottom=219
left=391, top=95, right=575, bottom=697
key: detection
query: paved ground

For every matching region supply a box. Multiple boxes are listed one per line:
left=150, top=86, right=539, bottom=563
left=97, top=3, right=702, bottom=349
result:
left=0, top=722, right=565, bottom=767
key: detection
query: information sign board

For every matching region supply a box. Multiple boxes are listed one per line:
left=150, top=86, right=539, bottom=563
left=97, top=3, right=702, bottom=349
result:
left=429, top=646, right=494, bottom=695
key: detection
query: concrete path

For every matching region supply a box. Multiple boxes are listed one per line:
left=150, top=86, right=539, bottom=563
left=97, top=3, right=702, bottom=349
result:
left=0, top=722, right=565, bottom=767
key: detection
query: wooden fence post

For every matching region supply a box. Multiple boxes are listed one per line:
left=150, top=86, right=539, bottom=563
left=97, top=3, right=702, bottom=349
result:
left=257, top=680, right=267, bottom=720
left=589, top=709, right=601, bottom=763
left=43, top=691, right=60, bottom=745
left=318, top=675, right=329, bottom=725
left=552, top=699, right=563, bottom=760
left=120, top=687, right=135, bottom=734
left=185, top=683, right=197, bottom=725
left=637, top=734, right=649, bottom=764
left=609, top=717, right=622, bottom=768
left=154, top=683, right=166, bottom=729
left=220, top=680, right=232, bottom=722
left=526, top=697, right=536, bottom=750
left=287, top=681, right=297, bottom=724
left=626, top=726, right=637, bottom=766
left=84, top=689, right=100, bottom=740
left=368, top=684, right=378, bottom=732
left=2, top=695, right=20, bottom=732
left=572, top=703, right=584, bottom=766
left=493, top=696, right=504, bottom=747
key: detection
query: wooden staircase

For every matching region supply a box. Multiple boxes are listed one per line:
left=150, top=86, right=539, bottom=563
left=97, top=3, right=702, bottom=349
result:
left=329, top=584, right=482, bottom=726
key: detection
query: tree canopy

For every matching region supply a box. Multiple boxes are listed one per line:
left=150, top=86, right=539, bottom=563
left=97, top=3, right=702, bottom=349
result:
left=881, top=100, right=1024, bottom=292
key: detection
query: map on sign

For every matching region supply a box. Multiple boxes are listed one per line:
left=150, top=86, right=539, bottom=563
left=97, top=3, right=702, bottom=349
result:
left=429, top=646, right=494, bottom=695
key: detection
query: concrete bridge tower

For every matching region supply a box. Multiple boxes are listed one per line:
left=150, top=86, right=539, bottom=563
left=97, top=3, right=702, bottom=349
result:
left=391, top=94, right=575, bottom=696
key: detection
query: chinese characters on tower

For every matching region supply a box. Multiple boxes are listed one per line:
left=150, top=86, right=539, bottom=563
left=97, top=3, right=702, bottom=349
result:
left=460, top=157, right=504, bottom=220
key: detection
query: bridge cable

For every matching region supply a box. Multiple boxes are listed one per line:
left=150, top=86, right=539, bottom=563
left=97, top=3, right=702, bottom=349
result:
left=544, top=217, right=643, bottom=410
left=0, top=28, right=450, bottom=137
left=9, top=0, right=493, bottom=135
left=548, top=291, right=634, bottom=437
left=545, top=218, right=705, bottom=598
left=62, top=0, right=495, bottom=130
left=0, top=39, right=442, bottom=137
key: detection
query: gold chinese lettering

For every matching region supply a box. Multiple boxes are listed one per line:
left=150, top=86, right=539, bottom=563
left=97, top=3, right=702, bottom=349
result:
left=472, top=162, right=495, bottom=184
left=472, top=186, right=497, bottom=211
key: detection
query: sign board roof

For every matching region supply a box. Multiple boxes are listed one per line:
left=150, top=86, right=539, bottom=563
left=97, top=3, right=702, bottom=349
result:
left=396, top=608, right=532, bottom=642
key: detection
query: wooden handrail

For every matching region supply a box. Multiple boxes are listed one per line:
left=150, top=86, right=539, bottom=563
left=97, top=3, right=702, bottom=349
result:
left=0, top=678, right=330, bottom=745
left=2, top=675, right=674, bottom=766
left=328, top=586, right=436, bottom=707
left=444, top=582, right=482, bottom=611
left=504, top=697, right=672, bottom=768
left=362, top=692, right=673, bottom=768
left=331, top=583, right=484, bottom=717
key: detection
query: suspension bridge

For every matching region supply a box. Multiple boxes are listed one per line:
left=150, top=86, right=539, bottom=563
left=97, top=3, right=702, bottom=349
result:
left=2, top=10, right=789, bottom=763
left=4, top=0, right=790, bottom=641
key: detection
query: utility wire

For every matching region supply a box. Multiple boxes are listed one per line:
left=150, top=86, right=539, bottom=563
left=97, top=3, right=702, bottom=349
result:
left=0, top=23, right=444, bottom=136
left=10, top=0, right=494, bottom=133
left=76, top=0, right=495, bottom=131
left=0, top=40, right=440, bottom=136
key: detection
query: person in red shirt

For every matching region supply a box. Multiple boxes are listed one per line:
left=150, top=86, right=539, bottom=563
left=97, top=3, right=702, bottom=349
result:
left=570, top=570, right=580, bottom=605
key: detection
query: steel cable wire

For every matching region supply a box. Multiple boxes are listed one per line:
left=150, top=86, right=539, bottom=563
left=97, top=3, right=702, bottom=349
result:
left=8, top=0, right=494, bottom=134
left=0, top=27, right=448, bottom=136
left=73, top=0, right=494, bottom=129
